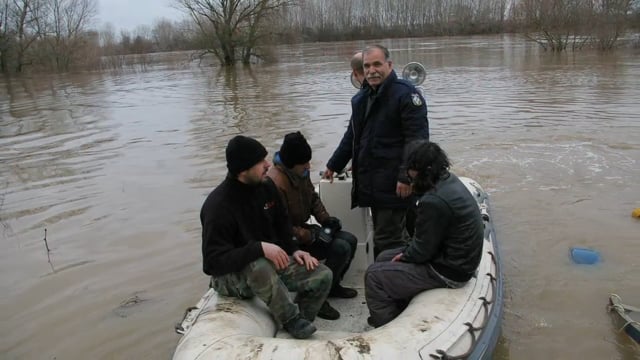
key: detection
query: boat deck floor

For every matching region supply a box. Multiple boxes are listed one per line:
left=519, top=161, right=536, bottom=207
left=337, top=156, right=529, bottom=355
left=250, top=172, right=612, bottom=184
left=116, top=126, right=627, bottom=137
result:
left=276, top=285, right=373, bottom=339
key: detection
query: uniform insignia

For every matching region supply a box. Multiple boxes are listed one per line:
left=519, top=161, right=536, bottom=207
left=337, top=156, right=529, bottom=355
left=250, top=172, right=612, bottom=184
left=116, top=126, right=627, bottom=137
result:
left=411, top=93, right=423, bottom=106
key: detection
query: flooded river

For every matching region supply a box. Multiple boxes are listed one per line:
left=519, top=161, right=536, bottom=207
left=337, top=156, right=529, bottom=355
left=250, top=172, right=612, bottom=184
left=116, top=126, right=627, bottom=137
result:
left=1, top=35, right=639, bottom=359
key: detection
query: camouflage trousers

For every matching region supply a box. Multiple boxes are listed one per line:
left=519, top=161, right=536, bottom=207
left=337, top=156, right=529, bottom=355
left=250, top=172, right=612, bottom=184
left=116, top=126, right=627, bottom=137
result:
left=211, top=257, right=332, bottom=325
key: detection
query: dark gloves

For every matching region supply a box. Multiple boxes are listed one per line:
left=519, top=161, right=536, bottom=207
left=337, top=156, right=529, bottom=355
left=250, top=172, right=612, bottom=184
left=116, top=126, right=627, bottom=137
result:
left=322, top=216, right=342, bottom=234
left=310, top=224, right=333, bottom=244
left=306, top=218, right=342, bottom=245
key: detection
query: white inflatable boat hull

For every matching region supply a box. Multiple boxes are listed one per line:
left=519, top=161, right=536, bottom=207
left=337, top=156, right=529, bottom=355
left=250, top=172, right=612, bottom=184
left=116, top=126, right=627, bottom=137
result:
left=174, top=177, right=503, bottom=359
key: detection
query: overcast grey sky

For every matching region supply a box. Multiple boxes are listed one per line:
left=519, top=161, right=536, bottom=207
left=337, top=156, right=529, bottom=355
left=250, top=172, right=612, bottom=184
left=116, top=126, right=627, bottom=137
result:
left=97, top=0, right=183, bottom=32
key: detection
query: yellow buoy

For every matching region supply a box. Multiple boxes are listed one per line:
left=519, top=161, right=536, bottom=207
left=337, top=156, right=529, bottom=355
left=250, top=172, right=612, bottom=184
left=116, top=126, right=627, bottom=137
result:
left=633, top=208, right=640, bottom=219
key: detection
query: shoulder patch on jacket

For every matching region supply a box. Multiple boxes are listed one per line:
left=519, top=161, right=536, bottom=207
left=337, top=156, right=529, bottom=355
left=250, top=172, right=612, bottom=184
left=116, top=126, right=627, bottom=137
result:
left=411, top=93, right=423, bottom=106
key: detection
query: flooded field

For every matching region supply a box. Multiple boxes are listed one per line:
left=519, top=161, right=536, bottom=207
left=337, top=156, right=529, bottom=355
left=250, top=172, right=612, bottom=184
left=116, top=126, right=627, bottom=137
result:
left=1, top=35, right=639, bottom=359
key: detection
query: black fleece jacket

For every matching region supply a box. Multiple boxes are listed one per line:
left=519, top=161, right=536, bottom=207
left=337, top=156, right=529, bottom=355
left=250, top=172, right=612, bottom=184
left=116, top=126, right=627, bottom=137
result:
left=200, top=175, right=298, bottom=277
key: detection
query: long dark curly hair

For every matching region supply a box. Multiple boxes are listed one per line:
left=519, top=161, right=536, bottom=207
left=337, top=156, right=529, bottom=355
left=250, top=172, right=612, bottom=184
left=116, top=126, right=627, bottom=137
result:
left=406, top=141, right=451, bottom=194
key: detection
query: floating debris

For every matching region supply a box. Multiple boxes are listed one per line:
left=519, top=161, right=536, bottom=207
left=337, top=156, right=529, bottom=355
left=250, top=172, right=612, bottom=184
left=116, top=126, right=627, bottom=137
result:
left=569, top=247, right=601, bottom=265
left=113, top=291, right=148, bottom=318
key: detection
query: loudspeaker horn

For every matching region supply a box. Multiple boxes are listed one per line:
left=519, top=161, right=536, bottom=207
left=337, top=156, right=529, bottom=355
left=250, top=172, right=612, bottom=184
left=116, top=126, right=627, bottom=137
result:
left=401, top=62, right=426, bottom=86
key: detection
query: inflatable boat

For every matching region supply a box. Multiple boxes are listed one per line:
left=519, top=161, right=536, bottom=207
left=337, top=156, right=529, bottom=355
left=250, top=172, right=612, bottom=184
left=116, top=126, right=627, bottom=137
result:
left=608, top=294, right=640, bottom=344
left=173, top=176, right=503, bottom=359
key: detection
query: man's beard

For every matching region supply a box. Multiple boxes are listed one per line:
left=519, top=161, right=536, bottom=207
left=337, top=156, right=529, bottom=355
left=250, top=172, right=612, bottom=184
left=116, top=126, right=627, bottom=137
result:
left=246, top=173, right=266, bottom=185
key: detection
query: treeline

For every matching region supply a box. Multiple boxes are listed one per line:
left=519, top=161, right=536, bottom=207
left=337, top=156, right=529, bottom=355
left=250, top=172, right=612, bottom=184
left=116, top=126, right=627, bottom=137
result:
left=283, top=0, right=512, bottom=41
left=1, top=0, right=99, bottom=72
left=98, top=19, right=203, bottom=69
left=284, top=0, right=639, bottom=50
left=0, top=0, right=204, bottom=72
left=1, top=0, right=639, bottom=73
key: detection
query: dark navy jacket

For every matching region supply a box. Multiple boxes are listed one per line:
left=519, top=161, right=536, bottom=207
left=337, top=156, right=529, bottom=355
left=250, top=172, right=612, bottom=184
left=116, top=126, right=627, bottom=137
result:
left=327, top=70, right=429, bottom=209
left=200, top=175, right=297, bottom=276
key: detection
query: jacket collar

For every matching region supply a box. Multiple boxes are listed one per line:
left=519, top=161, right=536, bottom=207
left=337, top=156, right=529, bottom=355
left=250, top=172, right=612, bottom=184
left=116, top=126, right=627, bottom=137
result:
left=273, top=152, right=303, bottom=187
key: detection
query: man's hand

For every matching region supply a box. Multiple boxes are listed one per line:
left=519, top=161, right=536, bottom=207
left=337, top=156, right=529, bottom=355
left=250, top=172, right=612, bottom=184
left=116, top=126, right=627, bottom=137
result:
left=391, top=252, right=404, bottom=262
left=293, top=250, right=319, bottom=271
left=262, top=242, right=289, bottom=270
left=396, top=182, right=411, bottom=198
left=322, top=168, right=335, bottom=183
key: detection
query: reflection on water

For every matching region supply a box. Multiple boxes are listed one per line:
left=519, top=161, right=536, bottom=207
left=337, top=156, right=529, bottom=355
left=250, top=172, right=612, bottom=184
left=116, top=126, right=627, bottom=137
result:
left=1, top=35, right=639, bottom=359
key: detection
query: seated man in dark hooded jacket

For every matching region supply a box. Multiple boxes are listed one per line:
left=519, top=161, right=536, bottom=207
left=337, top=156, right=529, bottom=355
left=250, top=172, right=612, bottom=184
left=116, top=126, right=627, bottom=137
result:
left=364, top=141, right=484, bottom=328
left=267, top=132, right=358, bottom=321
left=200, top=135, right=333, bottom=339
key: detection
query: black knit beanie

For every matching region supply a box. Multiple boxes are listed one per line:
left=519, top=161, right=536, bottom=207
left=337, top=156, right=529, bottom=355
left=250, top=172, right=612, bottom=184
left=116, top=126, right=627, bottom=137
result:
left=226, top=135, right=268, bottom=175
left=279, top=132, right=312, bottom=168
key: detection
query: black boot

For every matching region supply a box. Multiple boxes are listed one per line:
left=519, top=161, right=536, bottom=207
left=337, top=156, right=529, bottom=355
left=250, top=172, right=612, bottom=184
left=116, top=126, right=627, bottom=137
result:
left=283, top=315, right=316, bottom=339
left=367, top=316, right=378, bottom=328
left=329, top=284, right=358, bottom=298
left=317, top=301, right=340, bottom=320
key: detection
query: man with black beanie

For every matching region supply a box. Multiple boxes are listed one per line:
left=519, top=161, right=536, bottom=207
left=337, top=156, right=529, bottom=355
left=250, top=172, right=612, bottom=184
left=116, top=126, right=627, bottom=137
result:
left=200, top=135, right=333, bottom=339
left=268, top=132, right=358, bottom=321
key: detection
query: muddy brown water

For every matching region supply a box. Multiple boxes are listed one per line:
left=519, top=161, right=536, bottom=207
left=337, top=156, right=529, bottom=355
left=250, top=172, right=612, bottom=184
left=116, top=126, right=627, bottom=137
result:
left=1, top=35, right=639, bottom=359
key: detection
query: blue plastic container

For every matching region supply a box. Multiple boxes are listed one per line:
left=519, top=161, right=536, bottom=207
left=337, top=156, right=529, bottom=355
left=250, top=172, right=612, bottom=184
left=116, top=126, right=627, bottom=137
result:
left=569, top=247, right=601, bottom=265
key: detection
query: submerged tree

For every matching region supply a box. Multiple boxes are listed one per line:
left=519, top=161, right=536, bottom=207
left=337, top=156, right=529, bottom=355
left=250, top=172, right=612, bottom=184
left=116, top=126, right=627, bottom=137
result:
left=513, top=0, right=586, bottom=51
left=40, top=0, right=98, bottom=71
left=0, top=0, right=13, bottom=72
left=0, top=0, right=98, bottom=73
left=590, top=0, right=634, bottom=50
left=0, top=0, right=44, bottom=72
left=175, top=0, right=296, bottom=66
left=513, top=0, right=635, bottom=51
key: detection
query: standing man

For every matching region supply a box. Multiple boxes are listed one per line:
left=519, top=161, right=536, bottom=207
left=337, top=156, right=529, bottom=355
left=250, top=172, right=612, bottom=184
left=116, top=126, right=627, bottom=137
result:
left=201, top=135, right=332, bottom=339
left=324, top=44, right=429, bottom=259
left=267, top=132, right=358, bottom=321
left=364, top=141, right=484, bottom=327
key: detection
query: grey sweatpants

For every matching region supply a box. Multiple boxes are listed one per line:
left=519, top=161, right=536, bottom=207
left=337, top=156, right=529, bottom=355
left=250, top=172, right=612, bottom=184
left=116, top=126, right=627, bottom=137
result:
left=364, top=247, right=446, bottom=327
